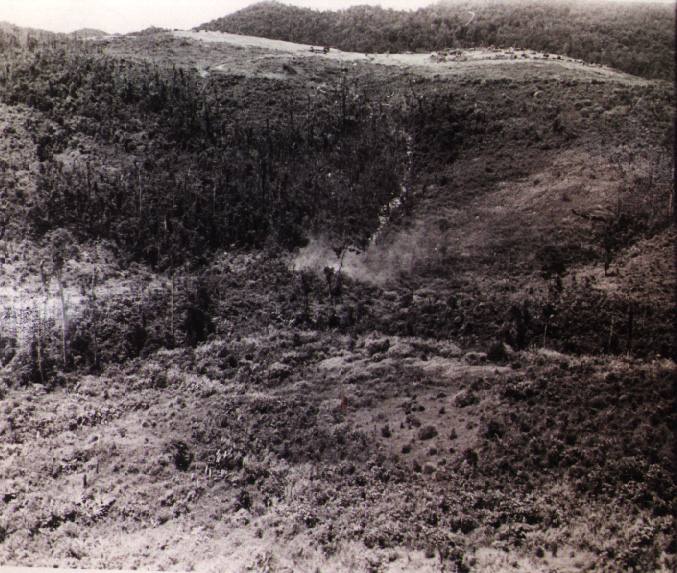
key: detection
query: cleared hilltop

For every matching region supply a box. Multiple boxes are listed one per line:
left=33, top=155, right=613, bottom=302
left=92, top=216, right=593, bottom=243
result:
left=197, top=0, right=675, bottom=81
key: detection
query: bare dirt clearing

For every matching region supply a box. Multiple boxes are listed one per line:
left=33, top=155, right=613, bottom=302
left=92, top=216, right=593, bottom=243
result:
left=172, top=30, right=648, bottom=84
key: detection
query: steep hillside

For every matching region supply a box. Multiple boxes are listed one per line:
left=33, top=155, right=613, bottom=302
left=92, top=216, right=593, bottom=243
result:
left=0, top=24, right=674, bottom=573
left=197, top=0, right=675, bottom=81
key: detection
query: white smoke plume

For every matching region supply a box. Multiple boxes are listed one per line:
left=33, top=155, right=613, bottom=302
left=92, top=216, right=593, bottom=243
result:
left=292, top=221, right=444, bottom=286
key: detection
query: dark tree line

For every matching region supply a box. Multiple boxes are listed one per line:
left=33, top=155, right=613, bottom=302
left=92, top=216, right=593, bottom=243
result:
left=198, top=0, right=674, bottom=81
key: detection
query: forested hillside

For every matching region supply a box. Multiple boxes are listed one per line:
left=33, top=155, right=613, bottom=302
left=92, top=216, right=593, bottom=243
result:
left=198, top=0, right=675, bottom=81
left=0, top=30, right=407, bottom=268
left=0, top=18, right=674, bottom=572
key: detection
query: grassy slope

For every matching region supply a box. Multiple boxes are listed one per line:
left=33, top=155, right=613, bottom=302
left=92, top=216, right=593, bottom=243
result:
left=0, top=29, right=674, bottom=572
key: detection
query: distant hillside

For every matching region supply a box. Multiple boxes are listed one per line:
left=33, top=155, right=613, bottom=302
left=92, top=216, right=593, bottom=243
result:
left=70, top=28, right=109, bottom=39
left=197, top=0, right=675, bottom=81
left=0, top=21, right=53, bottom=35
left=0, top=20, right=61, bottom=47
left=128, top=26, right=170, bottom=36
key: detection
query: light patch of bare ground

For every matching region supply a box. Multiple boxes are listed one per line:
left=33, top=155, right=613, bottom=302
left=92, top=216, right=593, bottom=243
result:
left=571, top=227, right=675, bottom=301
left=0, top=239, right=165, bottom=345
left=474, top=545, right=596, bottom=573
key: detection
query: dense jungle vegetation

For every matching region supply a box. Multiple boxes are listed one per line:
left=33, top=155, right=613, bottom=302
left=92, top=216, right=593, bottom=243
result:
left=0, top=32, right=412, bottom=268
left=0, top=17, right=672, bottom=377
left=198, top=0, right=675, bottom=81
